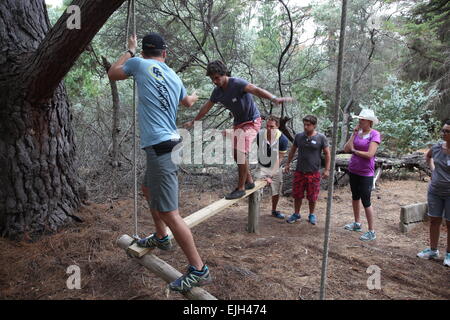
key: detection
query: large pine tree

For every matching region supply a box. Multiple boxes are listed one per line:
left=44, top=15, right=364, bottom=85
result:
left=0, top=0, right=126, bottom=239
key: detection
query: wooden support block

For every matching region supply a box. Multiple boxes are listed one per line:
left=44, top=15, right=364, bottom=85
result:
left=126, top=242, right=151, bottom=258
left=247, top=190, right=261, bottom=234
left=400, top=202, right=428, bottom=224
left=117, top=234, right=217, bottom=300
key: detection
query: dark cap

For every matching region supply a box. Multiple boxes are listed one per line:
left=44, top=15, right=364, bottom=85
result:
left=142, top=33, right=167, bottom=50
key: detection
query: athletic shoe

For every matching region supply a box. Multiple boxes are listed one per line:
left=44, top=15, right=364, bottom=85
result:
left=286, top=213, right=301, bottom=224
left=344, top=222, right=362, bottom=232
left=245, top=182, right=256, bottom=190
left=308, top=214, right=317, bottom=225
left=137, top=233, right=172, bottom=250
left=444, top=253, right=450, bottom=267
left=417, top=248, right=439, bottom=260
left=225, top=189, right=245, bottom=200
left=271, top=210, right=285, bottom=219
left=169, top=265, right=212, bottom=292
left=360, top=231, right=376, bottom=241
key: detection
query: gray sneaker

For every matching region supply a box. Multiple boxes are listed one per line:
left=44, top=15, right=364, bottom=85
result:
left=344, top=222, right=362, bottom=232
left=360, top=231, right=376, bottom=241
left=137, top=233, right=173, bottom=250
left=169, top=265, right=212, bottom=292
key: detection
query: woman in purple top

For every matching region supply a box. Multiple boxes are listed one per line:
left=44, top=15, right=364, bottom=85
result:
left=343, top=109, right=381, bottom=241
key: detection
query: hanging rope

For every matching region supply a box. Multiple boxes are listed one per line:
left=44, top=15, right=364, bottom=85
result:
left=125, top=0, right=139, bottom=239
left=319, top=0, right=348, bottom=300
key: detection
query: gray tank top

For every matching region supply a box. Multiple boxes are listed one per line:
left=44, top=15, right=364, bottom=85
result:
left=429, top=142, right=450, bottom=197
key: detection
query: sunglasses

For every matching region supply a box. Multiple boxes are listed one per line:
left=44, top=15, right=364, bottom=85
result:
left=442, top=129, right=450, bottom=134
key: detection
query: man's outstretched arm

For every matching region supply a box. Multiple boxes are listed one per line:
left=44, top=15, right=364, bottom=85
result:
left=183, top=100, right=215, bottom=128
left=244, top=83, right=294, bottom=105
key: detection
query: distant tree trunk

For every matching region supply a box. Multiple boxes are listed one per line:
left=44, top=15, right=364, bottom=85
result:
left=338, top=97, right=353, bottom=149
left=102, top=56, right=121, bottom=167
left=0, top=0, right=126, bottom=239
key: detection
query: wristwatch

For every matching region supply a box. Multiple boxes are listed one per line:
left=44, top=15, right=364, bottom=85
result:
left=126, top=49, right=135, bottom=57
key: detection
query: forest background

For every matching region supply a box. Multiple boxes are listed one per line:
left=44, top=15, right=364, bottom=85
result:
left=45, top=0, right=449, bottom=203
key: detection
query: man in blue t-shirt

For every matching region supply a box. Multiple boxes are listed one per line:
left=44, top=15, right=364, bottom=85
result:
left=108, top=33, right=211, bottom=292
left=184, top=60, right=293, bottom=200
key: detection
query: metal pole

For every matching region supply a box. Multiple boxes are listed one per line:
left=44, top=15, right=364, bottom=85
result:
left=319, top=0, right=348, bottom=300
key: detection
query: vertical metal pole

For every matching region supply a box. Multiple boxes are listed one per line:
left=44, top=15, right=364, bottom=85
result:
left=319, top=0, right=348, bottom=300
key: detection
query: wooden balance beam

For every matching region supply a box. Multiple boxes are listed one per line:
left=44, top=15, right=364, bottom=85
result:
left=116, top=180, right=267, bottom=300
left=125, top=179, right=267, bottom=258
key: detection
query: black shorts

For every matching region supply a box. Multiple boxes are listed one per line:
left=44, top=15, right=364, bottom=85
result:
left=349, top=172, right=373, bottom=208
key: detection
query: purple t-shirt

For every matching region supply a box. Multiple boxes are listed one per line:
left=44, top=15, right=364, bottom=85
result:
left=209, top=77, right=260, bottom=126
left=348, top=129, right=381, bottom=177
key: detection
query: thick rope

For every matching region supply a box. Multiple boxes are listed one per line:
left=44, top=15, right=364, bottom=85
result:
left=125, top=0, right=139, bottom=239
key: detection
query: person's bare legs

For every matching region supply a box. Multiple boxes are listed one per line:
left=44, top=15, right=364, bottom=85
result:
left=158, top=209, right=204, bottom=271
left=308, top=201, right=316, bottom=215
left=429, top=216, right=442, bottom=251
left=272, top=195, right=279, bottom=211
left=234, top=148, right=249, bottom=191
left=364, top=205, right=375, bottom=231
left=294, top=198, right=303, bottom=215
left=352, top=199, right=361, bottom=223
left=246, top=163, right=254, bottom=184
left=142, top=185, right=167, bottom=238
left=447, top=220, right=450, bottom=253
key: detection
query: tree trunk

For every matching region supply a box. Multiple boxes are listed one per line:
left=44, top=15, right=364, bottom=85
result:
left=0, top=0, right=126, bottom=239
left=338, top=97, right=353, bottom=150
left=102, top=56, right=121, bottom=167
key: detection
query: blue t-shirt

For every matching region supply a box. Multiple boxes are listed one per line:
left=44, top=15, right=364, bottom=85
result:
left=209, top=77, right=260, bottom=126
left=123, top=57, right=187, bottom=148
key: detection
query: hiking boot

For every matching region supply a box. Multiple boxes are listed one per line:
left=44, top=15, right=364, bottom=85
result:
left=286, top=213, right=301, bottom=224
left=137, top=233, right=172, bottom=251
left=417, top=248, right=439, bottom=260
left=308, top=214, right=317, bottom=225
left=225, top=189, right=245, bottom=200
left=169, top=265, right=212, bottom=292
left=444, top=253, right=450, bottom=267
left=344, top=222, right=362, bottom=232
left=245, top=182, right=256, bottom=190
left=271, top=210, right=285, bottom=219
left=360, top=231, right=376, bottom=241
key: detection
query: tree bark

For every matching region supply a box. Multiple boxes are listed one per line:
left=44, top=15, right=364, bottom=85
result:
left=0, top=0, right=126, bottom=239
left=102, top=56, right=121, bottom=167
left=338, top=96, right=353, bottom=150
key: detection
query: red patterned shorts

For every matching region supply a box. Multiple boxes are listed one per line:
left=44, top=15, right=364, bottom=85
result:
left=292, top=171, right=321, bottom=202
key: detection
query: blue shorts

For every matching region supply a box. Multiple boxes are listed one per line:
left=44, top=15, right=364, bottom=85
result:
left=427, top=191, right=450, bottom=221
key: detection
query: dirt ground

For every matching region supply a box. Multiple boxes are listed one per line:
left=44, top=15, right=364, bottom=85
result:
left=0, top=173, right=449, bottom=300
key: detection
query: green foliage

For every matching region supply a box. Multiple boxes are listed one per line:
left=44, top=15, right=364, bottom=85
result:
left=360, top=77, right=440, bottom=155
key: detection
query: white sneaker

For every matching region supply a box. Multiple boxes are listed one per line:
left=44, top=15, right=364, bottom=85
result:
left=417, top=248, right=439, bottom=260
left=444, top=253, right=450, bottom=267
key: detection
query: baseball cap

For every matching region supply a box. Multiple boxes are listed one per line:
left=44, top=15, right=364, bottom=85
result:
left=142, top=33, right=167, bottom=50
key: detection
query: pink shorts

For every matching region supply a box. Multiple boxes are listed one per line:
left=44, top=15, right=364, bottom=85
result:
left=232, top=117, right=262, bottom=154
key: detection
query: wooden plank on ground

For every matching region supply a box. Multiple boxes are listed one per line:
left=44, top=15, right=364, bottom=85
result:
left=117, top=235, right=217, bottom=300
left=127, top=180, right=268, bottom=257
